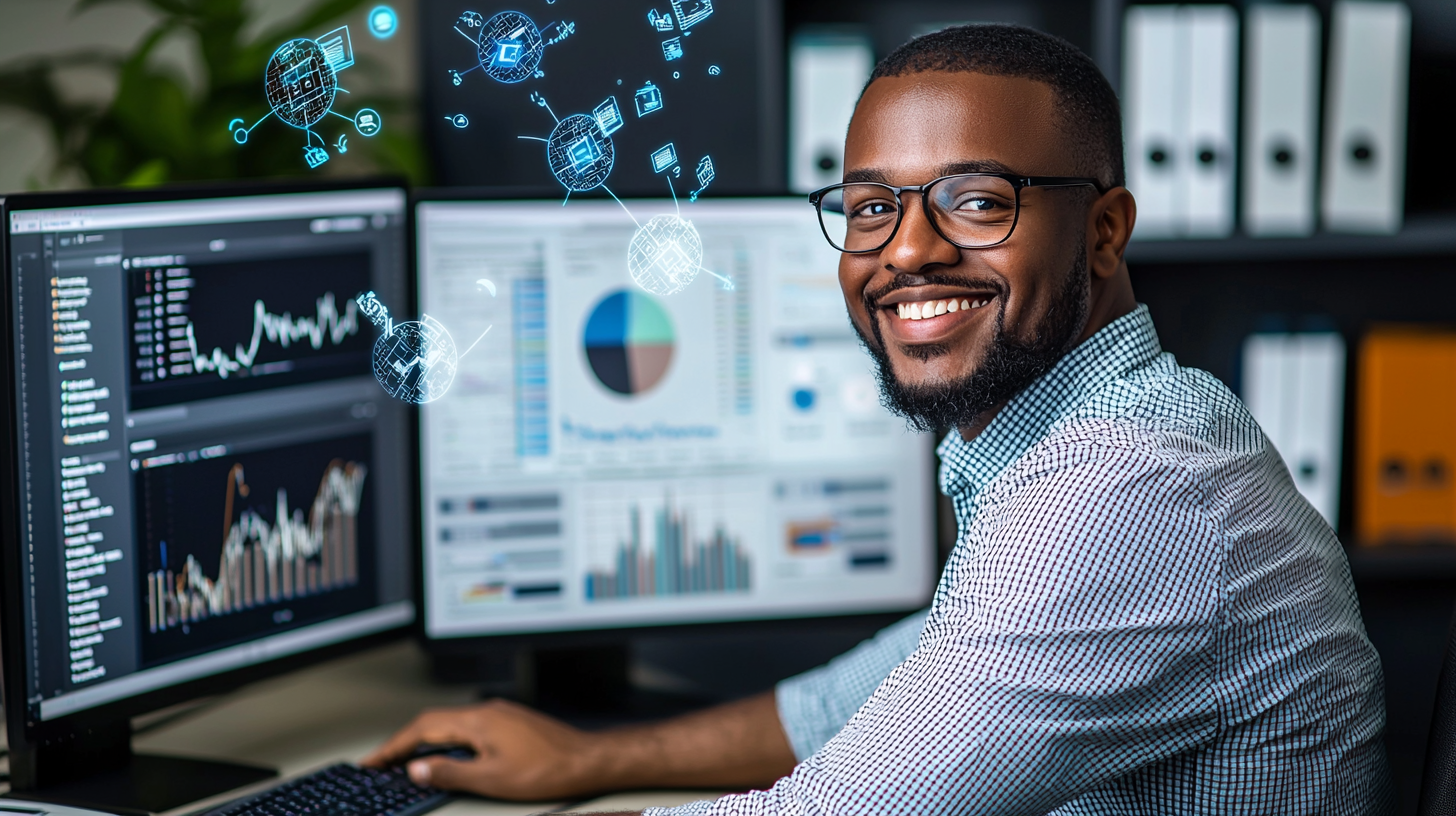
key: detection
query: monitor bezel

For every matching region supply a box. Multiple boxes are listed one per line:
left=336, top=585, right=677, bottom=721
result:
left=0, top=177, right=416, bottom=748
left=407, top=187, right=943, bottom=658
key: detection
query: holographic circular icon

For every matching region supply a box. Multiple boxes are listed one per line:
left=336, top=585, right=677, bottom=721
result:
left=354, top=108, right=382, bottom=136
left=371, top=316, right=458, bottom=404
left=478, top=11, right=545, bottom=84
left=265, top=38, right=338, bottom=129
left=369, top=6, right=398, bottom=38
left=230, top=25, right=374, bottom=168
left=627, top=215, right=703, bottom=296
left=547, top=113, right=615, bottom=192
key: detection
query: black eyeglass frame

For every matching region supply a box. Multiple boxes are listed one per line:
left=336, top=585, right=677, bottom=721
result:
left=807, top=173, right=1109, bottom=254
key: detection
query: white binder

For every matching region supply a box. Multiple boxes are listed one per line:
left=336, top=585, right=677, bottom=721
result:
left=1242, top=332, right=1346, bottom=527
left=1321, top=0, right=1411, bottom=234
left=789, top=31, right=874, bottom=194
left=1242, top=4, right=1320, bottom=237
left=1289, top=333, right=1346, bottom=527
left=1123, top=5, right=1181, bottom=239
left=1180, top=5, right=1237, bottom=238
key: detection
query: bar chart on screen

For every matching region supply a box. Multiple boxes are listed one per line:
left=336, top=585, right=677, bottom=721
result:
left=135, top=434, right=376, bottom=657
left=580, top=480, right=759, bottom=602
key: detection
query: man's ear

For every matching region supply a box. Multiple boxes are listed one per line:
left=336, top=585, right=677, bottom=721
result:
left=1087, top=187, right=1136, bottom=280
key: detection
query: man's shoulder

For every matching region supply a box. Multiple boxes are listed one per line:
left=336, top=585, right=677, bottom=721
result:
left=1047, top=352, right=1266, bottom=468
left=982, top=354, right=1276, bottom=520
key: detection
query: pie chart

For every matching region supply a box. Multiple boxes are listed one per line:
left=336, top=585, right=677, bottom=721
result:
left=583, top=289, right=674, bottom=395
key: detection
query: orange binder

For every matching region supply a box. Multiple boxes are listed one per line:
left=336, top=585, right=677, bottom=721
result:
left=1356, top=328, right=1456, bottom=544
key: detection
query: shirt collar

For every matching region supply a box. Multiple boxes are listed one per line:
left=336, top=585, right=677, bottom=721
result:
left=937, top=304, right=1162, bottom=502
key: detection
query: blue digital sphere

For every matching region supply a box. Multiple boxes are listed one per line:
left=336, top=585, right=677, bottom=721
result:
left=546, top=114, right=615, bottom=192
left=477, top=11, right=545, bottom=84
left=264, top=38, right=337, bottom=130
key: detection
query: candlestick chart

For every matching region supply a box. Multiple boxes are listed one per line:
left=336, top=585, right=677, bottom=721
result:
left=136, top=433, right=378, bottom=663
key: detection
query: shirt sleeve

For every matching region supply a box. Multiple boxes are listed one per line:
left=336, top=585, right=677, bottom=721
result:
left=648, top=443, right=1224, bottom=816
left=774, top=609, right=928, bottom=760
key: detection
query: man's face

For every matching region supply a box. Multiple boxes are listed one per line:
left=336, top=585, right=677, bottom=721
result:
left=838, top=71, right=1094, bottom=432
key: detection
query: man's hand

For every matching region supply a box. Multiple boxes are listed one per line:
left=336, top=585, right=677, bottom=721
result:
left=363, top=692, right=797, bottom=801
left=362, top=698, right=603, bottom=800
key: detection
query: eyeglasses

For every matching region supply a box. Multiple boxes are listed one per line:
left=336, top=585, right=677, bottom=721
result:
left=808, top=173, right=1106, bottom=254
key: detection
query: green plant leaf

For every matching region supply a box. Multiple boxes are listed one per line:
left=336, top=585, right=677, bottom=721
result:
left=122, top=157, right=171, bottom=187
left=8, top=0, right=428, bottom=187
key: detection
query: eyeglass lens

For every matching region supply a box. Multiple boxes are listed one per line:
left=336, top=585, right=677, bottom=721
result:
left=817, top=176, right=1020, bottom=252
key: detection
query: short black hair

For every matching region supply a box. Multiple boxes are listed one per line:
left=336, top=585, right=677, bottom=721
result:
left=868, top=24, right=1125, bottom=190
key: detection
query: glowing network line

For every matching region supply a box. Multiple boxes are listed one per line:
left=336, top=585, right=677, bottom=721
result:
left=447, top=2, right=730, bottom=296
left=356, top=289, right=494, bottom=404
left=184, top=292, right=360, bottom=379
left=228, top=24, right=383, bottom=169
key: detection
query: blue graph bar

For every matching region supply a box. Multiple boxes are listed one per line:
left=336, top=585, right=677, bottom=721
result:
left=585, top=497, right=750, bottom=600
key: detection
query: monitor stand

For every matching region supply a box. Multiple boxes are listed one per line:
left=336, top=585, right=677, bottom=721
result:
left=527, top=645, right=714, bottom=728
left=439, top=644, right=715, bottom=729
left=8, top=719, right=276, bottom=816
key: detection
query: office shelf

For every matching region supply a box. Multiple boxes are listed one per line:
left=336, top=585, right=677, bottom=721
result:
left=1126, top=213, right=1456, bottom=266
left=1346, top=543, right=1456, bottom=582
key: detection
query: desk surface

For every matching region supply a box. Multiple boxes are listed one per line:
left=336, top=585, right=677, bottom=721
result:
left=35, top=640, right=720, bottom=816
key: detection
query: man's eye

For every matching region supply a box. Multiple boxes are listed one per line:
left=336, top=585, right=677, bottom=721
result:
left=959, top=197, right=999, bottom=212
left=850, top=201, right=897, bottom=218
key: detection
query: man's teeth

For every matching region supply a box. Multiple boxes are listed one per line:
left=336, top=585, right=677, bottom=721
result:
left=895, top=298, right=988, bottom=320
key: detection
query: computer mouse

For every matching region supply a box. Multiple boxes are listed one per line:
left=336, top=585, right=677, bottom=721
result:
left=405, top=743, right=477, bottom=762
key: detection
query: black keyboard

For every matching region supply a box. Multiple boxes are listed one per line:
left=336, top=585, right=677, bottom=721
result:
left=202, top=764, right=449, bottom=816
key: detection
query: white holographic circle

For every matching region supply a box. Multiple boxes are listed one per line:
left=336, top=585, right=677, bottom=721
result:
left=627, top=215, right=703, bottom=296
left=265, top=38, right=338, bottom=130
left=477, top=11, right=545, bottom=84
left=546, top=113, right=615, bottom=192
left=371, top=316, right=457, bottom=404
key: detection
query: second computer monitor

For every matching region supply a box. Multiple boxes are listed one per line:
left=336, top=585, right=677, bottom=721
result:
left=415, top=196, right=935, bottom=639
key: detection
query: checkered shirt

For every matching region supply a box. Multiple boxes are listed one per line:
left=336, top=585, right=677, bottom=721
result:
left=644, top=305, right=1392, bottom=815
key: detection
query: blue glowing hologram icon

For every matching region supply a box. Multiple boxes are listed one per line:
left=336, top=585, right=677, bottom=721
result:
left=662, top=37, right=685, bottom=61
left=567, top=133, right=604, bottom=172
left=593, top=96, right=624, bottom=136
left=547, top=114, right=615, bottom=191
left=650, top=143, right=679, bottom=174
left=708, top=64, right=721, bottom=75
left=648, top=8, right=675, bottom=31
left=268, top=39, right=337, bottom=129
left=317, top=26, right=355, bottom=72
left=369, top=6, right=398, bottom=38
left=544, top=21, right=576, bottom=46
left=334, top=133, right=349, bottom=153
left=493, top=41, right=523, bottom=66
left=476, top=11, right=545, bottom=84
left=634, top=82, right=663, bottom=116
left=670, top=0, right=714, bottom=30
left=357, top=291, right=458, bottom=404
left=628, top=215, right=702, bottom=296
left=446, top=113, right=470, bottom=128
left=689, top=155, right=715, bottom=201
left=354, top=108, right=381, bottom=136
left=230, top=26, right=379, bottom=168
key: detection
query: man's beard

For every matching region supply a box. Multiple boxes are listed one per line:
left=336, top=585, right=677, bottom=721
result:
left=857, top=251, right=1091, bottom=434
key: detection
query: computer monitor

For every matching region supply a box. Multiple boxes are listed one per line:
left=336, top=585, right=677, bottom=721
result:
left=0, top=181, right=416, bottom=811
left=419, top=0, right=783, bottom=193
left=413, top=195, right=936, bottom=663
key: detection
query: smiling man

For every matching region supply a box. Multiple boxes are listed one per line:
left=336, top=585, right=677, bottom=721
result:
left=367, top=25, right=1392, bottom=814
